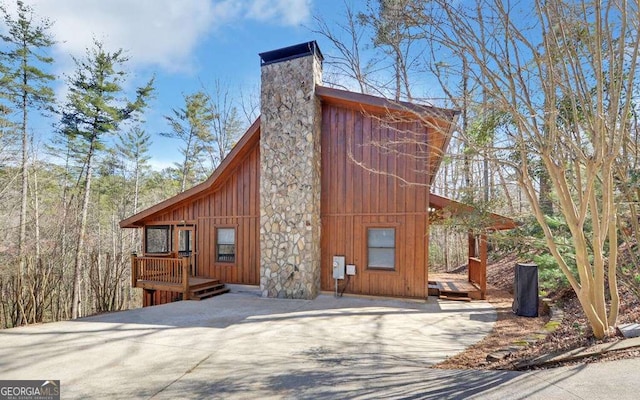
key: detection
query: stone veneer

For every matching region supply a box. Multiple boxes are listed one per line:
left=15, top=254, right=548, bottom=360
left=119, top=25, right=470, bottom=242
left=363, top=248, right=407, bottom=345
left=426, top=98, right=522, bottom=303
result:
left=259, top=50, right=323, bottom=298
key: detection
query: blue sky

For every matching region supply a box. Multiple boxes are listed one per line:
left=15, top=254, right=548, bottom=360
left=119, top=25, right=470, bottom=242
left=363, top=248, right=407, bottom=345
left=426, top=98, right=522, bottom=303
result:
left=9, top=0, right=370, bottom=170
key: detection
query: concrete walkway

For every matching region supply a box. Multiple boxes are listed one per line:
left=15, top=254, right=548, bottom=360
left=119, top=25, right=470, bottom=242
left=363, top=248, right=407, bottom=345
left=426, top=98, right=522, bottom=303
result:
left=1, top=287, right=637, bottom=399
left=0, top=287, right=495, bottom=399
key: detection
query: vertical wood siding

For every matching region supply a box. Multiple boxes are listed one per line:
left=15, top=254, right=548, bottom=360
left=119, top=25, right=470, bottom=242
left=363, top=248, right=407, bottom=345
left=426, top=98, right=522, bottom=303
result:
left=320, top=104, right=431, bottom=298
left=139, top=101, right=439, bottom=305
left=140, top=138, right=261, bottom=299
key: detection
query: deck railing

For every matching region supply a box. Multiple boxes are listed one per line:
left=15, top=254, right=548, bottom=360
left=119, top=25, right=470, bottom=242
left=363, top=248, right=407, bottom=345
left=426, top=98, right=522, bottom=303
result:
left=131, top=255, right=190, bottom=299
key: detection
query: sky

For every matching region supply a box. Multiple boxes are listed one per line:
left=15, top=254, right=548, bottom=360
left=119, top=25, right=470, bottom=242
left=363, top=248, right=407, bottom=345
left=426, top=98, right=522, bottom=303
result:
left=7, top=0, right=367, bottom=171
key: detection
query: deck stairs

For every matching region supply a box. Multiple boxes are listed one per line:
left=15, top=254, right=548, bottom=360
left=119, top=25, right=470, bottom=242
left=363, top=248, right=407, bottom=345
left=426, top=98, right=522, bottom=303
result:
left=189, top=279, right=230, bottom=300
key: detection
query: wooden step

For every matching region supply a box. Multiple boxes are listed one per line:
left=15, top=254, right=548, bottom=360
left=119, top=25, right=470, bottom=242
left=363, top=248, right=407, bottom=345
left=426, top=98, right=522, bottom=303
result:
left=428, top=281, right=441, bottom=296
left=190, top=283, right=230, bottom=300
left=430, top=278, right=483, bottom=301
left=189, top=278, right=221, bottom=290
left=439, top=292, right=473, bottom=302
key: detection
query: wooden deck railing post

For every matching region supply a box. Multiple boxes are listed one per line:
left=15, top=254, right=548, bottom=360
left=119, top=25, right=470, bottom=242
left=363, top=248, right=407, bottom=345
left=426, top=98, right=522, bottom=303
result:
left=131, top=253, right=138, bottom=288
left=469, top=231, right=477, bottom=283
left=479, top=233, right=488, bottom=300
left=182, top=257, right=190, bottom=300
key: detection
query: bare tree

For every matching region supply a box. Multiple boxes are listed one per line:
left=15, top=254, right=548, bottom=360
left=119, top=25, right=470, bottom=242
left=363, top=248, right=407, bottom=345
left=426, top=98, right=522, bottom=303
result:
left=312, top=1, right=373, bottom=93
left=203, top=80, right=243, bottom=167
left=359, top=0, right=425, bottom=100
left=238, top=84, right=259, bottom=125
left=422, top=0, right=640, bottom=338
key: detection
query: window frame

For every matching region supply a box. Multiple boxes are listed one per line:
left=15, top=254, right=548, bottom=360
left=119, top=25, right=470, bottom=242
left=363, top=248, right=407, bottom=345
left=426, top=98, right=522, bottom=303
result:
left=144, top=225, right=172, bottom=255
left=176, top=225, right=195, bottom=257
left=215, top=225, right=237, bottom=264
left=366, top=225, right=398, bottom=271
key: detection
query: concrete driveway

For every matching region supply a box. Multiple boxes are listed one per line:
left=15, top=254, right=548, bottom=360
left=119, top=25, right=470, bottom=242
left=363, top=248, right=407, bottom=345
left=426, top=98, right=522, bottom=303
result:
left=0, top=286, right=496, bottom=399
left=3, top=286, right=639, bottom=399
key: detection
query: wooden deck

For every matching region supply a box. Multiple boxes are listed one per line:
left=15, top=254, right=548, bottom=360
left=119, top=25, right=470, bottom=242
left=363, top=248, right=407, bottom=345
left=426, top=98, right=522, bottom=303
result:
left=136, top=276, right=230, bottom=302
left=131, top=255, right=229, bottom=303
left=429, top=273, right=482, bottom=301
left=137, top=276, right=218, bottom=292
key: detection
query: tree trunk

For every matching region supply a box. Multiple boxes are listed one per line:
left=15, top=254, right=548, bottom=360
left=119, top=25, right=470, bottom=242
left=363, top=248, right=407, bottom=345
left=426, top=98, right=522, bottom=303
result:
left=538, top=169, right=553, bottom=215
left=71, top=141, right=96, bottom=319
left=32, top=149, right=41, bottom=261
left=18, top=90, right=28, bottom=276
left=132, top=158, right=141, bottom=252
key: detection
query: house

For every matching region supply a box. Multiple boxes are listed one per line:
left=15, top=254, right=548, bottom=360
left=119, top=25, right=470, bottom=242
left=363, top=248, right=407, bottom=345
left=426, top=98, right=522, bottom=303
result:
left=120, top=41, right=514, bottom=306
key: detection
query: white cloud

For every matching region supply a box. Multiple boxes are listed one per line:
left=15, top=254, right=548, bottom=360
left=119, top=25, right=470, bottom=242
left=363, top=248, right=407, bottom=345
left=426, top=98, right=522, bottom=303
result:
left=18, top=0, right=214, bottom=72
left=246, top=0, right=312, bottom=26
left=16, top=0, right=312, bottom=73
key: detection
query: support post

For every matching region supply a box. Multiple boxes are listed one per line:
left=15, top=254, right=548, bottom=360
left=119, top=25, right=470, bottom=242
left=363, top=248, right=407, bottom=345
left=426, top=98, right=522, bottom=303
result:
left=147, top=289, right=156, bottom=306
left=131, top=253, right=138, bottom=288
left=182, top=257, right=190, bottom=300
left=479, top=233, right=488, bottom=299
left=468, top=232, right=475, bottom=284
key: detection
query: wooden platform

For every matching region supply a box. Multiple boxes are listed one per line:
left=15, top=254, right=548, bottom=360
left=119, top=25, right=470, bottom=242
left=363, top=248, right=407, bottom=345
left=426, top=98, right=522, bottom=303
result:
left=428, top=273, right=482, bottom=301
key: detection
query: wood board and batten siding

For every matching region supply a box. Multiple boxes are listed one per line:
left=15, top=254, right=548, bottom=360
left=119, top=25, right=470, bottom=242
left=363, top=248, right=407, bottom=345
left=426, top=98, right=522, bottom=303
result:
left=122, top=86, right=460, bottom=306
left=153, top=139, right=260, bottom=285
left=126, top=124, right=262, bottom=306
left=320, top=102, right=443, bottom=298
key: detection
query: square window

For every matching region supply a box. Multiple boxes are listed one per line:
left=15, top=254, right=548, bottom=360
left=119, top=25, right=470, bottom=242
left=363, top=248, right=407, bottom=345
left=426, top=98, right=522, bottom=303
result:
left=367, top=228, right=395, bottom=269
left=145, top=225, right=171, bottom=254
left=216, top=227, right=236, bottom=263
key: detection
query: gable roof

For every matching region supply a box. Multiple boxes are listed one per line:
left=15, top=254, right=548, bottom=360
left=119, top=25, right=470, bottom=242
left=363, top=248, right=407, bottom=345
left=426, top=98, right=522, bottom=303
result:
left=316, top=86, right=458, bottom=119
left=119, top=117, right=261, bottom=228
left=120, top=86, right=459, bottom=228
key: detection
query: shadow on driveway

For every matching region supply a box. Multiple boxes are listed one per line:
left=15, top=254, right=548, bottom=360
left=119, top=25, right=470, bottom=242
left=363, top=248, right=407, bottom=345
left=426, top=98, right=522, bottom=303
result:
left=1, top=291, right=567, bottom=399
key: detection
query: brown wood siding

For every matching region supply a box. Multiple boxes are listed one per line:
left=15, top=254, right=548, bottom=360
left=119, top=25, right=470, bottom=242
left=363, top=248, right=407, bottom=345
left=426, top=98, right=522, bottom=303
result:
left=320, top=104, right=431, bottom=298
left=143, top=290, right=182, bottom=307
left=139, top=139, right=260, bottom=289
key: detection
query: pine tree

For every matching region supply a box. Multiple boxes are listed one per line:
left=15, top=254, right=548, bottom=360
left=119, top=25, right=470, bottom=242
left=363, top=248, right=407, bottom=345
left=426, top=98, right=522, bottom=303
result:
left=60, top=40, right=154, bottom=319
left=116, top=127, right=151, bottom=216
left=0, top=0, right=55, bottom=293
left=116, top=127, right=151, bottom=252
left=162, top=91, right=216, bottom=192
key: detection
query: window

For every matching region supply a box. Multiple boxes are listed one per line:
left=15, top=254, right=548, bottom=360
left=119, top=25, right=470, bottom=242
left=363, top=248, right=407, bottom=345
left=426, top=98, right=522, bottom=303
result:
left=145, top=225, right=171, bottom=254
left=367, top=228, right=395, bottom=270
left=177, top=228, right=193, bottom=257
left=216, top=227, right=236, bottom=263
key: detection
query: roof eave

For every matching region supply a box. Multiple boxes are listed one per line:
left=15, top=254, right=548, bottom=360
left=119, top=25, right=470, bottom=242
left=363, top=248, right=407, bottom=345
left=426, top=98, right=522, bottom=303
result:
left=316, top=85, right=459, bottom=119
left=429, top=192, right=516, bottom=231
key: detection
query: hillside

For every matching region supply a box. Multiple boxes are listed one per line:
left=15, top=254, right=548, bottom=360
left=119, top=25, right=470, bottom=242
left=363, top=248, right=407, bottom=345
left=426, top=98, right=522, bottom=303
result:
left=435, top=256, right=640, bottom=370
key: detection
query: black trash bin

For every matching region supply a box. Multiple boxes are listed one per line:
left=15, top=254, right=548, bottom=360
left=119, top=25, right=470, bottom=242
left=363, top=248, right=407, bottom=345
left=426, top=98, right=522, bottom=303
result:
left=512, top=263, right=539, bottom=317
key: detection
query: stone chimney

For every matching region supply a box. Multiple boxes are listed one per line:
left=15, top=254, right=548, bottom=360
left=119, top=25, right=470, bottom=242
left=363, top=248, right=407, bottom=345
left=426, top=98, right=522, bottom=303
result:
left=258, top=41, right=323, bottom=299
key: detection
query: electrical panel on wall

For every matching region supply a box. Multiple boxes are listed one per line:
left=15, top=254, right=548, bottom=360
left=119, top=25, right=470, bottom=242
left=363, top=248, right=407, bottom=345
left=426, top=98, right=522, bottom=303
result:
left=332, top=256, right=345, bottom=279
left=346, top=264, right=356, bottom=276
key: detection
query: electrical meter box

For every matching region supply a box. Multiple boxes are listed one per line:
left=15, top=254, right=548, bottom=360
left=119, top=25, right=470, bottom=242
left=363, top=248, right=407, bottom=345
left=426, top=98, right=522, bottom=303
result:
left=332, top=256, right=345, bottom=279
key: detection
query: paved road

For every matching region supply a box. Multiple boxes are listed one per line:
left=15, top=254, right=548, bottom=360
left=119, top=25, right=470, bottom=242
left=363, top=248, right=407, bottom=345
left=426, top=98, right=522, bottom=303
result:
left=0, top=287, right=636, bottom=399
